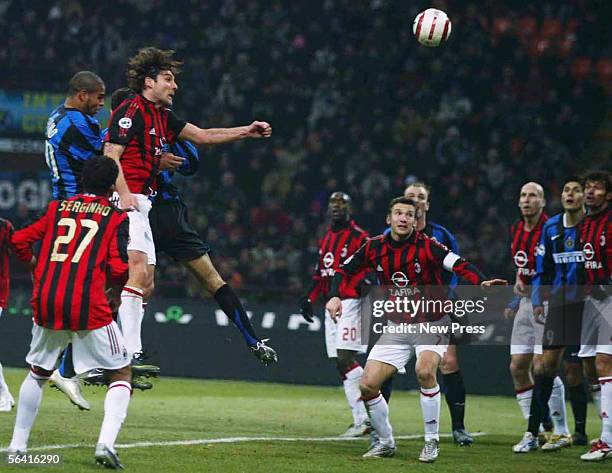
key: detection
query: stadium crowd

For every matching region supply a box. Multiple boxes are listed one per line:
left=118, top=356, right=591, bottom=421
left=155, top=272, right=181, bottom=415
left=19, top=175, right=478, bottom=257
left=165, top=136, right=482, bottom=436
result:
left=1, top=0, right=608, bottom=299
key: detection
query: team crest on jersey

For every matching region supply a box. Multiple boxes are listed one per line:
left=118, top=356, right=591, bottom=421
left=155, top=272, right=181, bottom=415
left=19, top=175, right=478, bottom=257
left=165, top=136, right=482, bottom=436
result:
left=414, top=262, right=421, bottom=274
left=583, top=243, right=594, bottom=261
left=391, top=271, right=409, bottom=287
left=513, top=250, right=528, bottom=267
left=340, top=245, right=348, bottom=258
left=565, top=237, right=574, bottom=249
left=323, top=252, right=334, bottom=268
left=118, top=117, right=132, bottom=129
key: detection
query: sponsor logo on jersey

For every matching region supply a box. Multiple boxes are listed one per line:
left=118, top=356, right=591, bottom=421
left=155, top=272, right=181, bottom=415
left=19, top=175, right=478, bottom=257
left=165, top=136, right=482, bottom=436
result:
left=552, top=251, right=584, bottom=264
left=514, top=250, right=528, bottom=268
left=391, top=271, right=409, bottom=287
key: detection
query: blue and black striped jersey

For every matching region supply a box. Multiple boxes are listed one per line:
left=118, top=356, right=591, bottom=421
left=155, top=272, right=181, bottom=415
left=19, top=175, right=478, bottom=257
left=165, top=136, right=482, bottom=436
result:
left=531, top=213, right=584, bottom=306
left=45, top=106, right=103, bottom=199
left=155, top=140, right=200, bottom=202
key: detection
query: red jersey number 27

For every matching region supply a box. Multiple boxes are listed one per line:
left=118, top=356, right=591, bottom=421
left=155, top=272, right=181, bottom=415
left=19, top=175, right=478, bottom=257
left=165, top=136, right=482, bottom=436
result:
left=50, top=218, right=99, bottom=263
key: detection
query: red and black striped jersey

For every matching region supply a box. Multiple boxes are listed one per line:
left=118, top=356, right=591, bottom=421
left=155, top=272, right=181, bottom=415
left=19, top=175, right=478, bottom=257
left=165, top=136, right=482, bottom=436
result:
left=337, top=231, right=485, bottom=323
left=579, top=207, right=611, bottom=285
left=11, top=195, right=129, bottom=331
left=0, top=218, right=13, bottom=308
left=510, top=213, right=549, bottom=286
left=106, top=94, right=186, bottom=195
left=308, top=220, right=369, bottom=301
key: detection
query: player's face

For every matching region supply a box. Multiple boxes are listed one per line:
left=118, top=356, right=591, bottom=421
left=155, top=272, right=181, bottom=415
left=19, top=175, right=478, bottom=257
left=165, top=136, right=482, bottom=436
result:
left=328, top=196, right=350, bottom=223
left=387, top=203, right=416, bottom=238
left=152, top=71, right=178, bottom=107
left=584, top=179, right=610, bottom=209
left=83, top=86, right=105, bottom=115
left=403, top=185, right=429, bottom=216
left=518, top=183, right=544, bottom=217
left=561, top=181, right=584, bottom=212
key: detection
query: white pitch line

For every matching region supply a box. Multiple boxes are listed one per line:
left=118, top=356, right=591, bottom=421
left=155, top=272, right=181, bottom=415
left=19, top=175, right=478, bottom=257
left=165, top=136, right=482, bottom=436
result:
left=0, top=432, right=486, bottom=453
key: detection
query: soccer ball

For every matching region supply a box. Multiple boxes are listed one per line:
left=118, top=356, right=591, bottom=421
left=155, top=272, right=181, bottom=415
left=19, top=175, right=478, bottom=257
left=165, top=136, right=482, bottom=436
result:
left=413, top=9, right=452, bottom=47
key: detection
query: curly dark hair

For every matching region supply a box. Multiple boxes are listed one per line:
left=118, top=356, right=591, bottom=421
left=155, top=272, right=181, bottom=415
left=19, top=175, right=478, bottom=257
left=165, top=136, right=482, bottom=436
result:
left=126, top=47, right=182, bottom=93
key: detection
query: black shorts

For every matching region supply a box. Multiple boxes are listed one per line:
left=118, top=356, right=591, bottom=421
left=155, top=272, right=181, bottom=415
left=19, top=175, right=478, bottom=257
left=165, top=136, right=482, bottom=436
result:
left=542, top=298, right=584, bottom=350
left=563, top=345, right=581, bottom=363
left=149, top=199, right=210, bottom=262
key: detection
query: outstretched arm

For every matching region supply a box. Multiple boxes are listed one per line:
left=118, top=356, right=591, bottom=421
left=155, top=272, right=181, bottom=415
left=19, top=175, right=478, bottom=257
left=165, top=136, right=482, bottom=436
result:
left=179, top=121, right=272, bottom=146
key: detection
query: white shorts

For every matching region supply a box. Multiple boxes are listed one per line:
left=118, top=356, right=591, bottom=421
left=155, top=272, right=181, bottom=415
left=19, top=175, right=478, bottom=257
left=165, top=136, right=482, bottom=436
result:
left=325, top=298, right=367, bottom=358
left=25, top=321, right=130, bottom=374
left=114, top=192, right=156, bottom=266
left=367, top=318, right=450, bottom=372
left=510, top=297, right=544, bottom=355
left=578, top=296, right=612, bottom=357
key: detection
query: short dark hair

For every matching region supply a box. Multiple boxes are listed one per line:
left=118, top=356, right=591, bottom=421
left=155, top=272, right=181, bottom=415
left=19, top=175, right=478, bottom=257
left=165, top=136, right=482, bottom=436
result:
left=82, top=157, right=118, bottom=195
left=562, top=175, right=584, bottom=190
left=584, top=170, right=612, bottom=193
left=387, top=196, right=417, bottom=215
left=127, top=47, right=182, bottom=92
left=111, top=87, right=135, bottom=110
left=68, top=71, right=104, bottom=96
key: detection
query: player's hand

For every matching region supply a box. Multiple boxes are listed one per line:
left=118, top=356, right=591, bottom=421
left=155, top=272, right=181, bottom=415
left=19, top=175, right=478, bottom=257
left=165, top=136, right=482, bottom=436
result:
left=503, top=308, right=516, bottom=319
left=246, top=121, right=272, bottom=139
left=513, top=279, right=527, bottom=297
left=250, top=339, right=278, bottom=366
left=533, top=306, right=546, bottom=324
left=326, top=297, right=342, bottom=323
left=120, top=192, right=138, bottom=211
left=159, top=152, right=185, bottom=171
left=299, top=297, right=314, bottom=323
left=481, top=279, right=508, bottom=287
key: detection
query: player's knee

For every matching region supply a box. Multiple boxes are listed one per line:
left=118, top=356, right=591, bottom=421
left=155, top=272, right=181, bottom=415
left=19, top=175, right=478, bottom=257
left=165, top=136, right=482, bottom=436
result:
left=564, top=363, right=582, bottom=386
left=415, top=365, right=436, bottom=387
left=595, top=354, right=612, bottom=377
left=359, top=375, right=380, bottom=399
left=509, top=359, right=526, bottom=378
left=143, top=281, right=155, bottom=300
left=440, top=355, right=458, bottom=374
left=336, top=352, right=356, bottom=375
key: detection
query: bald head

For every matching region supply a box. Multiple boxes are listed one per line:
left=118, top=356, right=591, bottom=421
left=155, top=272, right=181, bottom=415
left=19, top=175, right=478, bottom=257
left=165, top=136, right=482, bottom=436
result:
left=328, top=191, right=351, bottom=224
left=519, top=182, right=545, bottom=219
left=68, top=71, right=104, bottom=96
left=65, top=71, right=105, bottom=116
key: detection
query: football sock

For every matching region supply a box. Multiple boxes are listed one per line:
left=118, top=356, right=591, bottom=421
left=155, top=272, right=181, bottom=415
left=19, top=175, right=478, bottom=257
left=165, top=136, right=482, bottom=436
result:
left=342, top=364, right=367, bottom=425
left=442, top=370, right=466, bottom=430
left=58, top=345, right=76, bottom=378
left=364, top=392, right=394, bottom=445
left=528, top=376, right=554, bottom=436
left=516, top=385, right=534, bottom=420
left=568, top=383, right=588, bottom=435
left=590, top=384, right=602, bottom=419
left=98, top=381, right=132, bottom=449
left=421, top=385, right=441, bottom=441
left=118, top=286, right=144, bottom=356
left=549, top=376, right=569, bottom=435
left=214, top=284, right=259, bottom=346
left=0, top=361, right=7, bottom=390
left=600, top=377, right=612, bottom=444
left=9, top=371, right=48, bottom=451
left=381, top=376, right=394, bottom=403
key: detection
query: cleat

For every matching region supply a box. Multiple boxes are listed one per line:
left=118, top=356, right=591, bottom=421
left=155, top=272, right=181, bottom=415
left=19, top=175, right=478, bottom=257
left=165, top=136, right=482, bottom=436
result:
left=580, top=440, right=612, bottom=462
left=131, top=376, right=153, bottom=391
left=541, top=433, right=572, bottom=451
left=590, top=437, right=601, bottom=447
left=340, top=421, right=371, bottom=437
left=362, top=441, right=396, bottom=458
left=131, top=352, right=160, bottom=378
left=0, top=387, right=15, bottom=412
left=572, top=432, right=588, bottom=446
left=452, top=428, right=474, bottom=446
left=250, top=339, right=278, bottom=366
left=538, top=428, right=552, bottom=445
left=50, top=370, right=90, bottom=411
left=83, top=369, right=106, bottom=387
left=513, top=432, right=539, bottom=453
left=95, top=443, right=124, bottom=469
left=419, top=439, right=440, bottom=463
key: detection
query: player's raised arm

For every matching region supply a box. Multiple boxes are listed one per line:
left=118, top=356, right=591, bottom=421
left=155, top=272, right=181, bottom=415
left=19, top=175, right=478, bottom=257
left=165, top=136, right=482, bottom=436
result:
left=179, top=121, right=272, bottom=146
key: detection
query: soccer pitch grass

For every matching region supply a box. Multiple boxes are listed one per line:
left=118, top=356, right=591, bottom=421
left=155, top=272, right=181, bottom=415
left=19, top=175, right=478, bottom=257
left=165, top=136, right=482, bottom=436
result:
left=0, top=367, right=608, bottom=472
